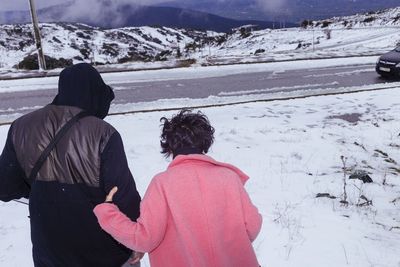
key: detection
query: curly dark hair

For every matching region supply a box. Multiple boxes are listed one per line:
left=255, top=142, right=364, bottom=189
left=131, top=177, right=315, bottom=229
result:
left=160, top=109, right=215, bottom=157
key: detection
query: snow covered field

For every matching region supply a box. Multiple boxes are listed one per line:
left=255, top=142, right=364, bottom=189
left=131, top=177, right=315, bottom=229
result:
left=1, top=87, right=400, bottom=266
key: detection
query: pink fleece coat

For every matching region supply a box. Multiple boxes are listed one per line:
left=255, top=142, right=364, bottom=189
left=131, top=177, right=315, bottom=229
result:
left=94, top=154, right=262, bottom=267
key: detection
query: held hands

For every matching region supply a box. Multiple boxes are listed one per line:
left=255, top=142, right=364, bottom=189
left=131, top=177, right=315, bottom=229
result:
left=105, top=186, right=118, bottom=202
left=130, top=251, right=145, bottom=264
left=104, top=187, right=146, bottom=263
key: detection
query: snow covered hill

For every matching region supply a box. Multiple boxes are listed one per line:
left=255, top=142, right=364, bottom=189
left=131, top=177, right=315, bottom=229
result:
left=205, top=7, right=400, bottom=65
left=0, top=6, right=400, bottom=70
left=0, top=23, right=210, bottom=69
left=303, top=6, right=400, bottom=29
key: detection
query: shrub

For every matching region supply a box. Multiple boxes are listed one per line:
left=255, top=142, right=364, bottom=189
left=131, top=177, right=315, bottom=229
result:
left=321, top=21, right=331, bottom=28
left=155, top=50, right=172, bottom=61
left=176, top=59, right=196, bottom=68
left=101, top=43, right=119, bottom=57
left=118, top=51, right=152, bottom=63
left=17, top=54, right=73, bottom=70
left=79, top=48, right=91, bottom=59
left=185, top=42, right=200, bottom=52
left=76, top=32, right=91, bottom=40
left=215, top=35, right=227, bottom=46
left=300, top=20, right=313, bottom=28
left=176, top=47, right=182, bottom=58
left=255, top=49, right=265, bottom=54
left=324, top=29, right=332, bottom=40
left=52, top=36, right=62, bottom=43
left=363, top=17, right=375, bottom=23
left=239, top=27, right=251, bottom=38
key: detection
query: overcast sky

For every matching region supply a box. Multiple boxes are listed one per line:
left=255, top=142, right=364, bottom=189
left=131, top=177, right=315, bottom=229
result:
left=0, top=0, right=290, bottom=27
left=1, top=0, right=61, bottom=11
left=0, top=0, right=158, bottom=11
left=0, top=0, right=288, bottom=12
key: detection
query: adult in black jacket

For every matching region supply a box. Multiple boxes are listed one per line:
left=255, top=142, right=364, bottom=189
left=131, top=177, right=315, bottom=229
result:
left=0, top=63, right=142, bottom=267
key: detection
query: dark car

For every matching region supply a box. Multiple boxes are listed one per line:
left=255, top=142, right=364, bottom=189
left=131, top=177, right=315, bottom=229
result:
left=376, top=46, right=400, bottom=77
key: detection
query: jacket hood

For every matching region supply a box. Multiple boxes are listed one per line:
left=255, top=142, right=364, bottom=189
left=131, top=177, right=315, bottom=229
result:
left=169, top=154, right=249, bottom=184
left=52, top=63, right=114, bottom=119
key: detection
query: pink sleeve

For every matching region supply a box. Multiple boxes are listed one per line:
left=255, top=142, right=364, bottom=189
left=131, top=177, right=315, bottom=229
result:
left=94, top=177, right=168, bottom=252
left=239, top=184, right=263, bottom=241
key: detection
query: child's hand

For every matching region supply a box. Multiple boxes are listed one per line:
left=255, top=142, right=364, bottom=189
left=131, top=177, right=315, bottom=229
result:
left=105, top=187, right=118, bottom=202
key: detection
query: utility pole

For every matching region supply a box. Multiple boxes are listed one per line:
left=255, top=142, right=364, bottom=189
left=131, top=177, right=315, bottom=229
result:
left=28, top=0, right=46, bottom=70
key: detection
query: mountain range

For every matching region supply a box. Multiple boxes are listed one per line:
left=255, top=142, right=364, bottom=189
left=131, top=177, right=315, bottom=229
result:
left=158, top=0, right=400, bottom=22
left=1, top=6, right=399, bottom=70
left=2, top=0, right=399, bottom=31
left=0, top=2, right=295, bottom=32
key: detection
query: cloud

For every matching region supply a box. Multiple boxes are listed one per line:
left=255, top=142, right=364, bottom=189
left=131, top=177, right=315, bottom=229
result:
left=1, top=0, right=292, bottom=26
left=0, top=0, right=169, bottom=27
left=59, top=0, right=130, bottom=27
left=256, top=0, right=289, bottom=12
left=58, top=0, right=169, bottom=28
left=0, top=0, right=164, bottom=11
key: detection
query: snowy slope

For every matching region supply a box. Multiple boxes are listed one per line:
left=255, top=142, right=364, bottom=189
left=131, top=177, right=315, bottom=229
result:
left=1, top=7, right=400, bottom=70
left=310, top=7, right=400, bottom=29
left=0, top=23, right=207, bottom=69
left=204, top=7, right=400, bottom=64
left=0, top=87, right=400, bottom=266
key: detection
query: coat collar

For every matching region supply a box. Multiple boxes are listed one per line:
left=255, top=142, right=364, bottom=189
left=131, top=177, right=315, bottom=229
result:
left=168, top=154, right=249, bottom=184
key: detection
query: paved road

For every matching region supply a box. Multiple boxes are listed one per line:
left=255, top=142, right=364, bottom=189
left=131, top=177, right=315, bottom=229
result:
left=0, top=63, right=395, bottom=117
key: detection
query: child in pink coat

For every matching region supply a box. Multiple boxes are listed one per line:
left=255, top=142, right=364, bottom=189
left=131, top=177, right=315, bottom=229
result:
left=94, top=109, right=262, bottom=267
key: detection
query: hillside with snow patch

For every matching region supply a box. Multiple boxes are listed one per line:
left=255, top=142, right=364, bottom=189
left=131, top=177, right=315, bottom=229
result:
left=0, top=23, right=212, bottom=69
left=0, top=6, right=400, bottom=70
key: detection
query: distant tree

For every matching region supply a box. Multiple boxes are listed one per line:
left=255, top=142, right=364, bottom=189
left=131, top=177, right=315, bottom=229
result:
left=239, top=27, right=251, bottom=38
left=185, top=42, right=200, bottom=52
left=324, top=29, right=332, bottom=40
left=300, top=20, right=313, bottom=28
left=363, top=17, right=375, bottom=23
left=17, top=54, right=72, bottom=70
left=254, top=49, right=265, bottom=54
left=176, top=47, right=182, bottom=58
left=321, top=21, right=331, bottom=28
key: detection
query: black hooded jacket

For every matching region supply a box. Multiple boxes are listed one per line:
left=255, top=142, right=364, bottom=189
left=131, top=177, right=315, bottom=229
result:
left=0, top=63, right=141, bottom=267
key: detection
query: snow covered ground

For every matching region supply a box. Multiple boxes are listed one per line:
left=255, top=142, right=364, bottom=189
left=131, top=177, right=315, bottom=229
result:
left=1, top=6, right=400, bottom=75
left=1, top=87, right=400, bottom=266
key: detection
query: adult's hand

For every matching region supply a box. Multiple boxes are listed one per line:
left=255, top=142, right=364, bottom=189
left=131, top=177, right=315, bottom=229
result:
left=130, top=251, right=145, bottom=264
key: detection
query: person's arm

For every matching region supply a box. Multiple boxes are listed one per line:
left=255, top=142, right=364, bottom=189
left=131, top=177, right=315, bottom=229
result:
left=0, top=125, right=30, bottom=202
left=100, top=131, right=141, bottom=221
left=94, top=176, right=168, bottom=252
left=239, top=182, right=262, bottom=242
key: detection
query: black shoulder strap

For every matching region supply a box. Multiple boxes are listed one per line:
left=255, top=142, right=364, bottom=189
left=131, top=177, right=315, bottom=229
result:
left=28, top=111, right=90, bottom=181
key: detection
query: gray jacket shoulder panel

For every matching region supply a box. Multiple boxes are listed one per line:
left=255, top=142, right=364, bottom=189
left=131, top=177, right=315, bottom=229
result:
left=11, top=105, right=116, bottom=187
